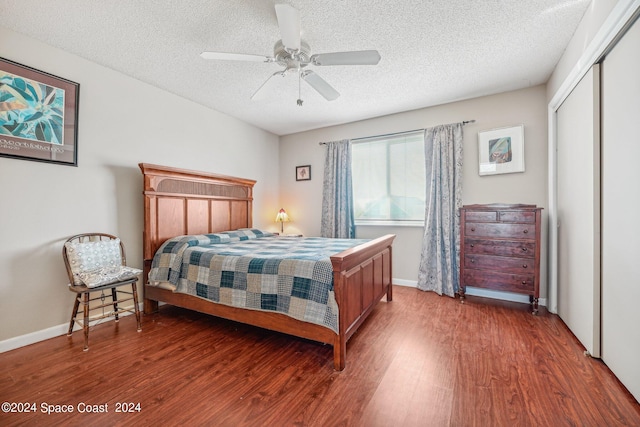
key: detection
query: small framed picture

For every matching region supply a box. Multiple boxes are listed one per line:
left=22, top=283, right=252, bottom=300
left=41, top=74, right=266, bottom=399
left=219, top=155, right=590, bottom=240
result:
left=478, top=125, right=525, bottom=176
left=296, top=165, right=311, bottom=181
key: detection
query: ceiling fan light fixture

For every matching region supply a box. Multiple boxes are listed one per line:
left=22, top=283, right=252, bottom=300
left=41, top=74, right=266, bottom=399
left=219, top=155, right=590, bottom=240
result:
left=274, top=40, right=311, bottom=69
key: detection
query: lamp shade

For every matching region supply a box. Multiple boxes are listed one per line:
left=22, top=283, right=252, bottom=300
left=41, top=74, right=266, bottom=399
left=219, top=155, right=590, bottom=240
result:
left=275, top=208, right=290, bottom=223
left=275, top=208, right=290, bottom=233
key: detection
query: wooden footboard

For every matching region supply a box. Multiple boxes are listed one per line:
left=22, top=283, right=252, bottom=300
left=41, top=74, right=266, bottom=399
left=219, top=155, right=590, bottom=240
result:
left=139, top=163, right=395, bottom=370
left=331, top=234, right=394, bottom=370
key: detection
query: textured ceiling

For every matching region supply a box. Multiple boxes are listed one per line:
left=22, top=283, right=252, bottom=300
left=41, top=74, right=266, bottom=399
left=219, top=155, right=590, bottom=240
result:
left=0, top=0, right=591, bottom=136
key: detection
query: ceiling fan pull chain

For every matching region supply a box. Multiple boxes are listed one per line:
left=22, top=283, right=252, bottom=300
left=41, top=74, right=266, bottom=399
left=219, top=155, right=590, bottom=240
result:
left=297, top=66, right=303, bottom=106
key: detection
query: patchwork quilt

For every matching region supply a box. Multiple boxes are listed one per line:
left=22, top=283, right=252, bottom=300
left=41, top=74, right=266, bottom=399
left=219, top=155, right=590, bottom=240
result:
left=149, top=229, right=369, bottom=333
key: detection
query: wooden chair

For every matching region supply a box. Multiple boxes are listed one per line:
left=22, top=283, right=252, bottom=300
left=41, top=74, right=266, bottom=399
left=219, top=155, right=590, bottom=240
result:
left=62, top=233, right=142, bottom=351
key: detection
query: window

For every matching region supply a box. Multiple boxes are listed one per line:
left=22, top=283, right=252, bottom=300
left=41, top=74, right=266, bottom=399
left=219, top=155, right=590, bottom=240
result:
left=352, top=130, right=425, bottom=225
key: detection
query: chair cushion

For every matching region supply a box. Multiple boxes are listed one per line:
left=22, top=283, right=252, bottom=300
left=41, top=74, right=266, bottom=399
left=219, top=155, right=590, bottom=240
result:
left=77, top=266, right=142, bottom=288
left=65, top=239, right=123, bottom=285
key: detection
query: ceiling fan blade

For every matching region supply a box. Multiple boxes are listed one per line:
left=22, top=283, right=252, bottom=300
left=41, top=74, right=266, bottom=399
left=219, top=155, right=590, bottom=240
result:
left=311, top=50, right=381, bottom=66
left=275, top=4, right=301, bottom=51
left=301, top=71, right=340, bottom=101
left=200, top=51, right=271, bottom=62
left=251, top=71, right=286, bottom=100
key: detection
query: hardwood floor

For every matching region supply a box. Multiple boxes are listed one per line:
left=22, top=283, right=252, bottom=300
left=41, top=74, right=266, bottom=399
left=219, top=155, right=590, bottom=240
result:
left=1, top=286, right=638, bottom=426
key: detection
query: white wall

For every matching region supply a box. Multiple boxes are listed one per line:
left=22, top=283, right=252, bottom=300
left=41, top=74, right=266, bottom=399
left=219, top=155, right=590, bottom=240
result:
left=0, top=27, right=280, bottom=343
left=279, top=85, right=548, bottom=297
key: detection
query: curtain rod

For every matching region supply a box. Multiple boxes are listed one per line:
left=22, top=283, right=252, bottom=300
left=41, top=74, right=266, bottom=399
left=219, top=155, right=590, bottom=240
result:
left=318, top=120, right=476, bottom=145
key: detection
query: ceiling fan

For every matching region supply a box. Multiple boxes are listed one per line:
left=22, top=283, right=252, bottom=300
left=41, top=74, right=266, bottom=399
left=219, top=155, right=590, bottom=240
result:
left=200, top=4, right=381, bottom=106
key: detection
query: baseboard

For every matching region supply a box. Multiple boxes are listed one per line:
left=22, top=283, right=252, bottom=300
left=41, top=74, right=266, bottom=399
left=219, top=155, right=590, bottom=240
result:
left=392, top=278, right=418, bottom=288
left=465, top=287, right=547, bottom=308
left=0, top=304, right=142, bottom=354
left=392, top=279, right=547, bottom=307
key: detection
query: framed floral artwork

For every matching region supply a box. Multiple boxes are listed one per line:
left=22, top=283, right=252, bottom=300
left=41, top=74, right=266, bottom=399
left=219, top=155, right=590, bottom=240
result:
left=0, top=57, right=79, bottom=166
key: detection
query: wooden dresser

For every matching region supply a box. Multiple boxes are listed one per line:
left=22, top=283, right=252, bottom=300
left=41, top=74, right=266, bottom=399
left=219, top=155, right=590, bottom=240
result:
left=459, top=204, right=542, bottom=313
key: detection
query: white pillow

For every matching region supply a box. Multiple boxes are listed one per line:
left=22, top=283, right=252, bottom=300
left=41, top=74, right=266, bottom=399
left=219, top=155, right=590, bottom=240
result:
left=77, top=266, right=142, bottom=288
left=65, top=239, right=123, bottom=286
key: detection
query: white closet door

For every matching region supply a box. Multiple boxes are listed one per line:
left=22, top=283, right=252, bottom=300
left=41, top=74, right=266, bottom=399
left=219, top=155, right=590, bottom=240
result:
left=601, top=16, right=640, bottom=402
left=556, top=66, right=601, bottom=357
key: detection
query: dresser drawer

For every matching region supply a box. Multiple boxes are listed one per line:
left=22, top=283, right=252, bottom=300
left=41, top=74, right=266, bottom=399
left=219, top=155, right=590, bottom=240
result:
left=465, top=211, right=498, bottom=222
left=464, top=238, right=536, bottom=258
left=465, top=222, right=535, bottom=240
left=499, top=211, right=536, bottom=223
left=462, top=270, right=534, bottom=293
left=464, top=254, right=535, bottom=275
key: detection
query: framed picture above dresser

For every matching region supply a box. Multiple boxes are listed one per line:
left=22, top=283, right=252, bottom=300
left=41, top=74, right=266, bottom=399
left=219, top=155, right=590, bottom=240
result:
left=459, top=204, right=542, bottom=314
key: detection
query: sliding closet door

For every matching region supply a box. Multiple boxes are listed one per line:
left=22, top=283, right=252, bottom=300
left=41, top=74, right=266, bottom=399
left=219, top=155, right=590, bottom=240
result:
left=601, top=16, right=640, bottom=402
left=555, top=66, right=600, bottom=357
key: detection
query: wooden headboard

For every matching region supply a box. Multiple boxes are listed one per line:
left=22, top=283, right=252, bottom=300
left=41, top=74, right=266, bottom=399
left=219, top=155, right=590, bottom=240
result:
left=139, top=163, right=256, bottom=273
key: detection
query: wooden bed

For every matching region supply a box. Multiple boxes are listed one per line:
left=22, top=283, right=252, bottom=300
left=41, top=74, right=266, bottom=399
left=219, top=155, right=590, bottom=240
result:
left=139, top=163, right=395, bottom=370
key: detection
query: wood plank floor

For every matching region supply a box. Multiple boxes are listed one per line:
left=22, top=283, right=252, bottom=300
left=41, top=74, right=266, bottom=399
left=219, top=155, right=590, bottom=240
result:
left=1, top=286, right=638, bottom=426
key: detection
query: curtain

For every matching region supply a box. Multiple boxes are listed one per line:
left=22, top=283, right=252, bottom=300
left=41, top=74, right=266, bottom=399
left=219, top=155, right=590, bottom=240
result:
left=321, top=139, right=355, bottom=238
left=417, top=123, right=463, bottom=296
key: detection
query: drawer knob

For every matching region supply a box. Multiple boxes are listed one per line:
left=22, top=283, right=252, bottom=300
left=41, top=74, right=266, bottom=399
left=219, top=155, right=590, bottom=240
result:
left=470, top=244, right=475, bottom=248
left=523, top=229, right=528, bottom=234
left=522, top=280, right=527, bottom=285
left=522, top=247, right=528, bottom=252
left=523, top=264, right=528, bottom=269
left=470, top=259, right=475, bottom=263
left=471, top=227, right=476, bottom=232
